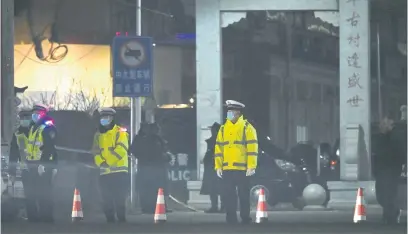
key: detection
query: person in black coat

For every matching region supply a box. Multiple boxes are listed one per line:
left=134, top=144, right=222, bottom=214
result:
left=130, top=123, right=168, bottom=214
left=200, top=122, right=224, bottom=213
left=372, top=117, right=406, bottom=225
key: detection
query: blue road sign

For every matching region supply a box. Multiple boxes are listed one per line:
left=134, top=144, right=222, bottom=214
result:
left=112, top=36, right=153, bottom=97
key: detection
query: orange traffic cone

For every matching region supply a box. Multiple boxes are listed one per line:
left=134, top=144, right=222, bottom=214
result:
left=72, top=188, right=84, bottom=222
left=255, top=188, right=268, bottom=223
left=154, top=188, right=166, bottom=223
left=353, top=187, right=366, bottom=223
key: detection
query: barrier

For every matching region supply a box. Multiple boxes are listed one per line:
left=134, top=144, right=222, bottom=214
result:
left=54, top=146, right=200, bottom=214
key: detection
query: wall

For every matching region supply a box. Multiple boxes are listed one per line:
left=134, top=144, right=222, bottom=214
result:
left=14, top=44, right=183, bottom=108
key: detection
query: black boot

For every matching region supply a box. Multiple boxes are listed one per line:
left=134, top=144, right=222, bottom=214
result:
left=206, top=194, right=219, bottom=213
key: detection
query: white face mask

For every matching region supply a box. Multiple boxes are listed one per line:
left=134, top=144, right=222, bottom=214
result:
left=32, top=113, right=42, bottom=123
left=100, top=117, right=112, bottom=126
left=226, top=111, right=235, bottom=121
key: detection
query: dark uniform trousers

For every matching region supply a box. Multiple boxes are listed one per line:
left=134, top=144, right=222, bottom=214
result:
left=223, top=170, right=250, bottom=223
left=99, top=172, right=129, bottom=222
left=375, top=170, right=401, bottom=222
left=22, top=166, right=54, bottom=222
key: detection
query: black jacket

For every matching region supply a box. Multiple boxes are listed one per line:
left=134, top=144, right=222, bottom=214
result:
left=131, top=133, right=168, bottom=167
left=372, top=123, right=406, bottom=177
left=203, top=137, right=216, bottom=168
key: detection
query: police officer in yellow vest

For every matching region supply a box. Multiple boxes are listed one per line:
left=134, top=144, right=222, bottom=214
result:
left=214, top=100, right=258, bottom=224
left=23, top=104, right=58, bottom=222
left=93, top=107, right=129, bottom=223
left=9, top=108, right=32, bottom=184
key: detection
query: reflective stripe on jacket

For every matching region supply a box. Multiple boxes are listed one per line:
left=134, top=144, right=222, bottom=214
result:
left=27, top=125, right=46, bottom=161
left=214, top=116, right=258, bottom=171
left=93, top=125, right=129, bottom=175
left=15, top=132, right=28, bottom=169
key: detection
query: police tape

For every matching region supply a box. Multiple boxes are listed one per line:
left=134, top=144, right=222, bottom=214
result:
left=55, top=145, right=203, bottom=212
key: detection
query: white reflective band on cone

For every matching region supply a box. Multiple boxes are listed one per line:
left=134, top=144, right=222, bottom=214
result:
left=256, top=211, right=267, bottom=218
left=74, top=194, right=82, bottom=202
left=72, top=211, right=84, bottom=218
left=156, top=195, right=165, bottom=204
left=154, top=214, right=166, bottom=220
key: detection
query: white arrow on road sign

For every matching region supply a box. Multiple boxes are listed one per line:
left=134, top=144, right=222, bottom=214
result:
left=119, top=40, right=146, bottom=67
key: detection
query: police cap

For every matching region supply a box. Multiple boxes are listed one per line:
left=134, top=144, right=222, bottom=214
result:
left=225, top=100, right=245, bottom=110
left=32, top=103, right=49, bottom=113
left=98, top=107, right=116, bottom=116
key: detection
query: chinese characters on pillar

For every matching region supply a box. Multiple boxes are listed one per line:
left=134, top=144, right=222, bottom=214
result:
left=114, top=69, right=152, bottom=95
left=345, top=0, right=364, bottom=107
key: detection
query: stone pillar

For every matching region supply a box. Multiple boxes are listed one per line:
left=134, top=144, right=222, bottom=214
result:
left=195, top=0, right=222, bottom=180
left=187, top=0, right=222, bottom=208
left=339, top=0, right=371, bottom=181
left=328, top=0, right=376, bottom=209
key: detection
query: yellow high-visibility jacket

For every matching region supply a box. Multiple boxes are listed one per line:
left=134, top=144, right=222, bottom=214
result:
left=15, top=132, right=28, bottom=169
left=93, top=125, right=129, bottom=175
left=214, top=116, right=258, bottom=171
left=27, top=125, right=47, bottom=161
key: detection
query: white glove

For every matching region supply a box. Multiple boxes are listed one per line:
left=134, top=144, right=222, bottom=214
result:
left=216, top=169, right=223, bottom=178
left=246, top=168, right=256, bottom=177
left=38, top=164, right=45, bottom=176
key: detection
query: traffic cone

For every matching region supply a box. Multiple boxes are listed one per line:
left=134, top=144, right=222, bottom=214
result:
left=353, top=187, right=366, bottom=223
left=72, top=188, right=84, bottom=222
left=255, top=188, right=268, bottom=223
left=154, top=188, right=166, bottom=223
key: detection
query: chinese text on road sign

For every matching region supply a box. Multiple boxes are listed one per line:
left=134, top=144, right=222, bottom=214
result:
left=112, top=36, right=153, bottom=97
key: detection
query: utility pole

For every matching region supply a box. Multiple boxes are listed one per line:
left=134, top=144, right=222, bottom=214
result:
left=376, top=23, right=382, bottom=121
left=283, top=13, right=293, bottom=150
left=129, top=0, right=142, bottom=211
left=130, top=0, right=142, bottom=154
left=1, top=0, right=15, bottom=147
left=130, top=0, right=142, bottom=141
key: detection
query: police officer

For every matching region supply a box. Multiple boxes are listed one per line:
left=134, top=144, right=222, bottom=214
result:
left=8, top=108, right=32, bottom=220
left=92, top=107, right=129, bottom=223
left=9, top=108, right=32, bottom=184
left=214, top=100, right=258, bottom=224
left=24, top=104, right=58, bottom=222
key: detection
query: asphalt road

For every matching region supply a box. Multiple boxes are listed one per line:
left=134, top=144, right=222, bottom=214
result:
left=2, top=210, right=407, bottom=234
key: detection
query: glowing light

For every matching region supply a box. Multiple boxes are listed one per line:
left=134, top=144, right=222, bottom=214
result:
left=159, top=104, right=190, bottom=109
left=189, top=98, right=194, bottom=104
left=115, top=32, right=130, bottom=36
left=45, top=120, right=54, bottom=126
left=119, top=127, right=127, bottom=132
